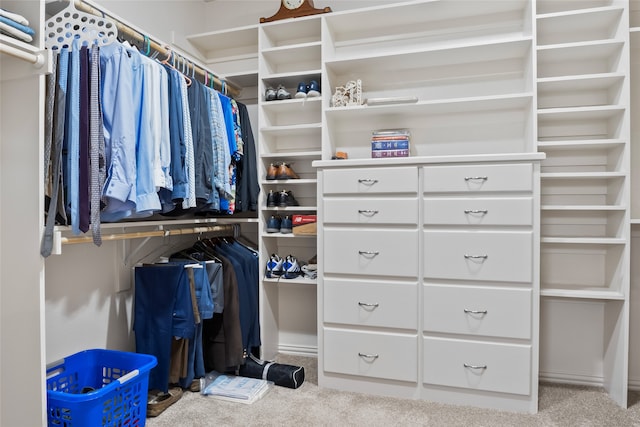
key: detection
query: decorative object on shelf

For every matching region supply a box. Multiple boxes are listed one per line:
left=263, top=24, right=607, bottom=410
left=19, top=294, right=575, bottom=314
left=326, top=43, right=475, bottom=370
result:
left=371, top=129, right=410, bottom=158
left=260, top=0, right=332, bottom=23
left=331, top=79, right=362, bottom=107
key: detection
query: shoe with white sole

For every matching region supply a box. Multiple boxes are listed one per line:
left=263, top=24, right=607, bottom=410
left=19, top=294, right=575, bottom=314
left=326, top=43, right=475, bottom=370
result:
left=283, top=255, right=301, bottom=279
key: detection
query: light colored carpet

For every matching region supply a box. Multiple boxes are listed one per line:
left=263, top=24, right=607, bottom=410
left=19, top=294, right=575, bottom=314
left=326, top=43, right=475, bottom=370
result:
left=146, top=355, right=640, bottom=426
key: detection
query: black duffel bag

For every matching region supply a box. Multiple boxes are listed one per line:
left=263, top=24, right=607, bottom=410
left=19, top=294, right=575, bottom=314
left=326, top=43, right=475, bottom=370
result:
left=238, top=354, right=305, bottom=389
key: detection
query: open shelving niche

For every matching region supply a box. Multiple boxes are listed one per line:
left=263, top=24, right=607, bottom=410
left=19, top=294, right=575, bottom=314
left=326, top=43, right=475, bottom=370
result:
left=258, top=15, right=322, bottom=360
left=536, top=0, right=630, bottom=408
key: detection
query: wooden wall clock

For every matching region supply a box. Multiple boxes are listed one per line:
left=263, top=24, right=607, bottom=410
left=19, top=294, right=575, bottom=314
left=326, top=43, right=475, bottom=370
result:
left=260, top=0, right=332, bottom=23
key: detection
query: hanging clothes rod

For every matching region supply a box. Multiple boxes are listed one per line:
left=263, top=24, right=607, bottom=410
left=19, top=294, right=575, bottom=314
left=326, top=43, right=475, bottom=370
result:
left=73, top=0, right=240, bottom=98
left=59, top=223, right=238, bottom=245
left=0, top=43, right=47, bottom=66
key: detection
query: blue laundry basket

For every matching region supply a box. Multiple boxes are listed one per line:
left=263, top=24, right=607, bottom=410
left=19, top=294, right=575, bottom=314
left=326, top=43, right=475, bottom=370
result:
left=46, top=349, right=157, bottom=426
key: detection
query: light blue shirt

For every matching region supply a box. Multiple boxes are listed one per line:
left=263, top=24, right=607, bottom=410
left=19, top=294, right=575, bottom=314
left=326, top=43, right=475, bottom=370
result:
left=128, top=46, right=161, bottom=217
left=99, top=42, right=137, bottom=222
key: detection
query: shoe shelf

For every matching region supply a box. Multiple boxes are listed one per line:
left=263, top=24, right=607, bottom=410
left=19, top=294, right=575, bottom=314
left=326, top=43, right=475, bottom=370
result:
left=263, top=276, right=316, bottom=285
left=260, top=42, right=321, bottom=75
left=258, top=16, right=322, bottom=359
left=261, top=150, right=322, bottom=160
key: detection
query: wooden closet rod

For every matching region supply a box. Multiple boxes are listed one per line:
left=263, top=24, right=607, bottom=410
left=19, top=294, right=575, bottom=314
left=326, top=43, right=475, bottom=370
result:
left=60, top=224, right=237, bottom=245
left=73, top=0, right=240, bottom=98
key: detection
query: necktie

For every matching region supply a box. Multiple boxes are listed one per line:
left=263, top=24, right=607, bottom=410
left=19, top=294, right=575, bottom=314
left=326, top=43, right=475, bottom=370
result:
left=78, top=46, right=90, bottom=233
left=90, top=45, right=103, bottom=246
left=41, top=50, right=67, bottom=257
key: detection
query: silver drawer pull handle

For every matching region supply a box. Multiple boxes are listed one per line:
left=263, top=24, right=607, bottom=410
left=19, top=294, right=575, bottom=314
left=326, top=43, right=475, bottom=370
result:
left=359, top=250, right=380, bottom=256
left=358, top=352, right=379, bottom=360
left=464, top=176, right=488, bottom=181
left=464, top=209, right=488, bottom=214
left=358, top=209, right=379, bottom=215
left=358, top=302, right=380, bottom=308
left=464, top=309, right=488, bottom=315
left=464, top=363, right=487, bottom=370
left=358, top=179, right=378, bottom=185
left=464, top=254, right=488, bottom=260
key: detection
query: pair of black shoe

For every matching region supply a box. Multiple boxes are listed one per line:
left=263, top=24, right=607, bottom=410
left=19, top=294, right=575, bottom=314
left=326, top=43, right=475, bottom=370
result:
left=267, top=190, right=299, bottom=207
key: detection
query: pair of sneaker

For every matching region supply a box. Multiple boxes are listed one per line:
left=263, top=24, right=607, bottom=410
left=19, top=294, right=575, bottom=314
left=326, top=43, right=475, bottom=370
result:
left=265, top=84, right=291, bottom=101
left=265, top=254, right=301, bottom=279
left=295, top=80, right=320, bottom=99
left=266, top=215, right=293, bottom=234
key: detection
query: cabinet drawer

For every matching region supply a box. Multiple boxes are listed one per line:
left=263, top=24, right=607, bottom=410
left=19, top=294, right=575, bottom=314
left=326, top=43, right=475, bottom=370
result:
left=423, top=285, right=532, bottom=339
left=423, top=337, right=531, bottom=395
left=423, top=163, right=532, bottom=193
left=424, top=197, right=533, bottom=226
left=424, top=230, right=532, bottom=283
left=324, top=278, right=418, bottom=330
left=325, top=229, right=418, bottom=277
left=324, top=328, right=418, bottom=382
left=323, top=167, right=418, bottom=195
left=324, top=197, right=419, bottom=225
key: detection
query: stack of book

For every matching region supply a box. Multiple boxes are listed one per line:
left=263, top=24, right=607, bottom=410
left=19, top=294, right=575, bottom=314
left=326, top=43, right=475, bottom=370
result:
left=371, top=129, right=410, bottom=158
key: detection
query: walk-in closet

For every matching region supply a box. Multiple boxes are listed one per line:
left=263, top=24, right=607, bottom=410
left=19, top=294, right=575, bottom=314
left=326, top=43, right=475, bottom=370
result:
left=2, top=0, right=640, bottom=425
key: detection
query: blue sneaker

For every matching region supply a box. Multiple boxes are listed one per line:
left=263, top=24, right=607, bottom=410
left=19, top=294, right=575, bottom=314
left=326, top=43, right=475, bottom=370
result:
left=295, top=81, right=308, bottom=99
left=266, top=215, right=281, bottom=233
left=283, top=255, right=301, bottom=279
left=266, top=254, right=283, bottom=278
left=307, top=80, right=320, bottom=97
left=280, top=215, right=293, bottom=233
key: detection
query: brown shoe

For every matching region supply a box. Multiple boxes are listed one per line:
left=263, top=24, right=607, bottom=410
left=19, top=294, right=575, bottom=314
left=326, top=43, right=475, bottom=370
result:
left=276, top=163, right=299, bottom=179
left=147, top=387, right=183, bottom=417
left=266, top=163, right=278, bottom=180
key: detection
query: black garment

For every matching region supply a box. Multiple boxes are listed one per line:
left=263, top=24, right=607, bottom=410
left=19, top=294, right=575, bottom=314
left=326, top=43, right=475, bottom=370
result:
left=235, top=102, right=259, bottom=212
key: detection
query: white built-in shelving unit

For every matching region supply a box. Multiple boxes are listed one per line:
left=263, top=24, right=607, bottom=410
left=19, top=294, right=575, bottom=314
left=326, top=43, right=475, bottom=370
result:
left=535, top=0, right=630, bottom=407
left=315, top=0, right=541, bottom=414
left=257, top=16, right=322, bottom=359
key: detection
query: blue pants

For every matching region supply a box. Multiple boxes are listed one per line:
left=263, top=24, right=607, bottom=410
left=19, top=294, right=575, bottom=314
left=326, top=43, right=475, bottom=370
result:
left=134, top=263, right=195, bottom=392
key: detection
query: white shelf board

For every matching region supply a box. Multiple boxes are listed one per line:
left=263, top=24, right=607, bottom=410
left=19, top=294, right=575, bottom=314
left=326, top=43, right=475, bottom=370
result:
left=541, top=285, right=625, bottom=300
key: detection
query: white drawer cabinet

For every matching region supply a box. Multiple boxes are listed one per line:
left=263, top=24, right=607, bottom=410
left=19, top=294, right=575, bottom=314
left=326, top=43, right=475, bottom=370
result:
left=424, top=285, right=532, bottom=339
left=324, top=328, right=418, bottom=382
left=423, top=337, right=532, bottom=396
left=317, top=156, right=540, bottom=414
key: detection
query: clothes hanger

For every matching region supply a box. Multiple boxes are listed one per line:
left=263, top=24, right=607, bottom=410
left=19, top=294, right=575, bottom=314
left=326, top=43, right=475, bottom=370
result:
left=158, top=48, right=192, bottom=87
left=45, top=0, right=118, bottom=51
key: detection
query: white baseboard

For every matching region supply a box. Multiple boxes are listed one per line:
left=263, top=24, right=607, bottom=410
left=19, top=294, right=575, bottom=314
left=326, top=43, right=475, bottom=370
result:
left=277, top=344, right=318, bottom=357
